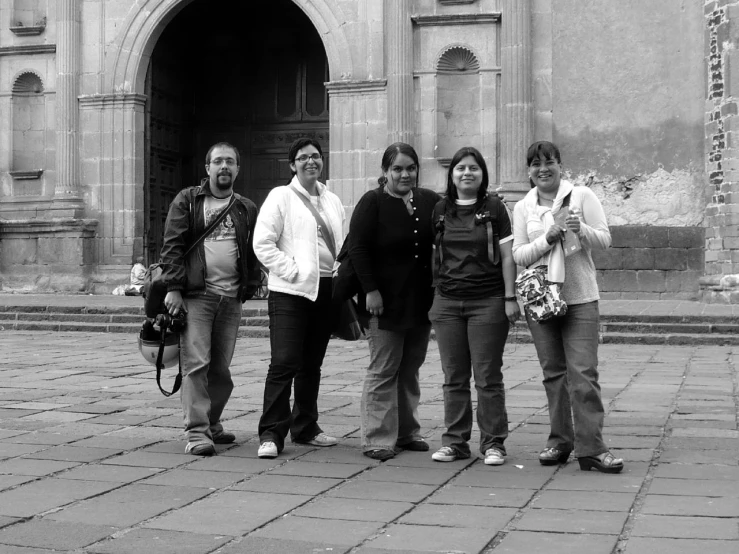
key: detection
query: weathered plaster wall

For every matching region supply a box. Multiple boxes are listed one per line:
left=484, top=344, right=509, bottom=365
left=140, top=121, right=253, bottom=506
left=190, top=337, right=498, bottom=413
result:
left=551, top=0, right=706, bottom=226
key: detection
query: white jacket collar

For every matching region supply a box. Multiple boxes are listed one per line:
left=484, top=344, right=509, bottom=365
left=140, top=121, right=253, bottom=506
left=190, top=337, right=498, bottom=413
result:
left=290, top=175, right=326, bottom=198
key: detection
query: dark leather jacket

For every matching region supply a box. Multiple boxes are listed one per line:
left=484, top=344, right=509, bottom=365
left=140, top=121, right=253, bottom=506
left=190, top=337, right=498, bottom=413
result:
left=159, top=180, right=260, bottom=302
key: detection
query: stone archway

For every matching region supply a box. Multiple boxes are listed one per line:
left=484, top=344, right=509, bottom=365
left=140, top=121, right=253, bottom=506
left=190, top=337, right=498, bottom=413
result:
left=86, top=0, right=356, bottom=268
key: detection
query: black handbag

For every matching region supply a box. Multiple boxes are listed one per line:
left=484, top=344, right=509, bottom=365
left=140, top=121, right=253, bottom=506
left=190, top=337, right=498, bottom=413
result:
left=289, top=185, right=364, bottom=340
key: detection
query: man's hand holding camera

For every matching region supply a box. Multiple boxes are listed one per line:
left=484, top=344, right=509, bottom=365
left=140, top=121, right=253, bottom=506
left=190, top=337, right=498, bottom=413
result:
left=164, top=290, right=187, bottom=317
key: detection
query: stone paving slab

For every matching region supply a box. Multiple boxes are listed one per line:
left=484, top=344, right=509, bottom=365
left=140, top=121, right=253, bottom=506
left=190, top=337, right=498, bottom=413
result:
left=0, top=332, right=737, bottom=553
left=85, top=528, right=232, bottom=554
left=0, top=519, right=118, bottom=550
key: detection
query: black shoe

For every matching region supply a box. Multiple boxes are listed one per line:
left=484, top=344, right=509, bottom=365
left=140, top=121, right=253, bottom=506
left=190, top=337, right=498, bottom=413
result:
left=364, top=449, right=396, bottom=461
left=396, top=439, right=430, bottom=452
left=538, top=447, right=571, bottom=466
left=212, top=431, right=236, bottom=444
left=578, top=452, right=624, bottom=474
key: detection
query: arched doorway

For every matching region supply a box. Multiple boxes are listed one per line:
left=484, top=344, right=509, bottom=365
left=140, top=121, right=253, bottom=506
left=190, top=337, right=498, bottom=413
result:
left=143, top=0, right=329, bottom=263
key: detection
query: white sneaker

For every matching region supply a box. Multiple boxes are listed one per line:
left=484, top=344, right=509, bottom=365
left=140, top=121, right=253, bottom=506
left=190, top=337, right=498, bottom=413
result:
left=432, top=446, right=457, bottom=462
left=302, top=433, right=338, bottom=447
left=484, top=447, right=506, bottom=466
left=258, top=441, right=278, bottom=458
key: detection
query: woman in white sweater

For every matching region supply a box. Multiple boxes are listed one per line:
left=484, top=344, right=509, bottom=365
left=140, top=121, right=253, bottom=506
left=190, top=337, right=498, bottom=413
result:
left=253, top=138, right=345, bottom=459
left=512, top=141, right=624, bottom=474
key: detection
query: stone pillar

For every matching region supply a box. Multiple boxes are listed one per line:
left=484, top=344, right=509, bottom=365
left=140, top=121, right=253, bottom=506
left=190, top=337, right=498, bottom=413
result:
left=53, top=0, right=83, bottom=215
left=699, top=2, right=739, bottom=302
left=384, top=0, right=414, bottom=144
left=325, top=80, right=388, bottom=222
left=500, top=0, right=533, bottom=200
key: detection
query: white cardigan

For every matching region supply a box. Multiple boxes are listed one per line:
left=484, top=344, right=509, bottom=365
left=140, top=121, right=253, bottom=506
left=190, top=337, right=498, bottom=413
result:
left=254, top=176, right=346, bottom=301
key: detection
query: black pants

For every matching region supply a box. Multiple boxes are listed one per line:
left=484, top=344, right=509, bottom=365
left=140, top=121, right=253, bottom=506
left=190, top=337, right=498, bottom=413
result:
left=258, top=278, right=334, bottom=451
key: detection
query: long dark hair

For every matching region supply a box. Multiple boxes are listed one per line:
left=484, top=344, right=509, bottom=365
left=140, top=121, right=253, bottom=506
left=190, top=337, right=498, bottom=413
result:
left=526, top=141, right=562, bottom=188
left=377, top=142, right=420, bottom=187
left=445, top=146, right=489, bottom=207
left=287, top=137, right=324, bottom=182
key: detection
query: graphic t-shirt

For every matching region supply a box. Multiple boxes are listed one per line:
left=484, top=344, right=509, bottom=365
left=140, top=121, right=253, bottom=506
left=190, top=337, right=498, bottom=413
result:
left=203, top=195, right=240, bottom=297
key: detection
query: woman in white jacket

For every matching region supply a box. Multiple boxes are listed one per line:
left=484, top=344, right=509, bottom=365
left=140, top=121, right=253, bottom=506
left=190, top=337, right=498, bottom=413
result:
left=512, top=141, right=623, bottom=474
left=253, top=138, right=345, bottom=459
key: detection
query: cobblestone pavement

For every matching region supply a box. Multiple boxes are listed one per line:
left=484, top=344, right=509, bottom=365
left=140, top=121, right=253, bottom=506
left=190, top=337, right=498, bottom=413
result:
left=0, top=332, right=737, bottom=554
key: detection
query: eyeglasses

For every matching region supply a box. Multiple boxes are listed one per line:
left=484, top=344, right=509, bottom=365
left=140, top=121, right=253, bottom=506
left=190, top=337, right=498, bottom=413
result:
left=295, top=154, right=323, bottom=163
left=210, top=158, right=237, bottom=167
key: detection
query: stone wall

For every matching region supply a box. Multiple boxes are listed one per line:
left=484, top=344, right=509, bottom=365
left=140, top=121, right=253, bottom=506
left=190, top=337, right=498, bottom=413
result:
left=594, top=226, right=705, bottom=300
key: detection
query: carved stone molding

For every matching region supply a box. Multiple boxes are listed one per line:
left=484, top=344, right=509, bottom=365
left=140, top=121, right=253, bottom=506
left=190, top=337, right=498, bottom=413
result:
left=325, top=79, right=387, bottom=96
left=411, top=13, right=501, bottom=26
left=437, top=46, right=480, bottom=74
left=0, top=44, right=55, bottom=56
left=9, top=170, right=44, bottom=180
left=10, top=24, right=46, bottom=36
left=0, top=218, right=98, bottom=236
left=78, top=93, right=148, bottom=108
left=439, top=0, right=477, bottom=5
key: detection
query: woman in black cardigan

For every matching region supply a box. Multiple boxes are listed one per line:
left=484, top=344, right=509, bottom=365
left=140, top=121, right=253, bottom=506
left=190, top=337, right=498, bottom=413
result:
left=349, top=143, right=441, bottom=461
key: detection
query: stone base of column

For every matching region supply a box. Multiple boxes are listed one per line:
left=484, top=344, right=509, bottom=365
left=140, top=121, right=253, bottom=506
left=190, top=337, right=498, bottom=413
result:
left=0, top=218, right=98, bottom=293
left=698, top=274, right=739, bottom=303
left=47, top=197, right=85, bottom=218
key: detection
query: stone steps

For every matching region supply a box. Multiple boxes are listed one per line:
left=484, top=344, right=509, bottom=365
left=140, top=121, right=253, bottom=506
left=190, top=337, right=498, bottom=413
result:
left=0, top=304, right=737, bottom=345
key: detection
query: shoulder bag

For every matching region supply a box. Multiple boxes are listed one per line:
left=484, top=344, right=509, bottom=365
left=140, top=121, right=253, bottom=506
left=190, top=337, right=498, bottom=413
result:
left=289, top=185, right=364, bottom=340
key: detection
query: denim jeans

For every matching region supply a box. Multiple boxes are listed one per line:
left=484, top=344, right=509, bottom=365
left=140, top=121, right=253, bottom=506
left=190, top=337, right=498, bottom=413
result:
left=180, top=292, right=242, bottom=444
left=258, top=278, right=333, bottom=452
left=429, top=295, right=510, bottom=457
left=361, top=317, right=431, bottom=451
left=526, top=300, right=607, bottom=458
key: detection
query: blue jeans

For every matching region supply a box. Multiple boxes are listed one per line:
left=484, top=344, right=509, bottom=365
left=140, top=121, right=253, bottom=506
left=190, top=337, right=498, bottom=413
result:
left=180, top=292, right=242, bottom=444
left=429, top=295, right=510, bottom=457
left=258, top=278, right=333, bottom=452
left=526, top=300, right=607, bottom=458
left=361, top=317, right=431, bottom=451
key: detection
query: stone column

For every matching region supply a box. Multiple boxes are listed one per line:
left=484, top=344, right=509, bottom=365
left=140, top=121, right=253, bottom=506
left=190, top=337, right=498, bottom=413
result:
left=699, top=2, right=739, bottom=301
left=384, top=0, right=414, bottom=144
left=53, top=0, right=83, bottom=215
left=500, top=0, right=533, bottom=200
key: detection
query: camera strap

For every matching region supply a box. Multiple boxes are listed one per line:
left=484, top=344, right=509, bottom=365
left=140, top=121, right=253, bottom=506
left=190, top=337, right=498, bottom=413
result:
left=155, top=318, right=183, bottom=397
left=184, top=193, right=238, bottom=257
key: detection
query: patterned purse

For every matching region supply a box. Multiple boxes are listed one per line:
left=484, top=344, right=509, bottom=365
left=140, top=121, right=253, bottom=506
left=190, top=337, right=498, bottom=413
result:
left=515, top=265, right=567, bottom=323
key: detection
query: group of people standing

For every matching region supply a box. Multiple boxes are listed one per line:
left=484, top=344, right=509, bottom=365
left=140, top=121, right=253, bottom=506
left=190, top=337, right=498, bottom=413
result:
left=160, top=137, right=624, bottom=475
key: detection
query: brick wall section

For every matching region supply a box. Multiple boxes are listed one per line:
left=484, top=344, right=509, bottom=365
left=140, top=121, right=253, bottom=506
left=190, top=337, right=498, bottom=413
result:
left=593, top=226, right=705, bottom=300
left=703, top=1, right=739, bottom=281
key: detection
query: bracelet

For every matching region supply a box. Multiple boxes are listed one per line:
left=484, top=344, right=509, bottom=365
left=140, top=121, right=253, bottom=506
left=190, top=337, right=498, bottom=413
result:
left=503, top=296, right=517, bottom=302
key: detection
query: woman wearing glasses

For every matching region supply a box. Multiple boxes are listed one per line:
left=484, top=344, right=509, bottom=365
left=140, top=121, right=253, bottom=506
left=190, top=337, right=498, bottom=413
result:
left=253, top=138, right=346, bottom=459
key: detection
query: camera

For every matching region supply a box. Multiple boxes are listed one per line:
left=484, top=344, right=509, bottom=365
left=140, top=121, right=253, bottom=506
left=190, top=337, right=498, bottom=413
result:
left=154, top=311, right=187, bottom=333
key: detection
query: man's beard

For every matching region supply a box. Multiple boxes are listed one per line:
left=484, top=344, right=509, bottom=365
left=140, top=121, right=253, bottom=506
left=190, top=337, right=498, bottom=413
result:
left=214, top=172, right=233, bottom=189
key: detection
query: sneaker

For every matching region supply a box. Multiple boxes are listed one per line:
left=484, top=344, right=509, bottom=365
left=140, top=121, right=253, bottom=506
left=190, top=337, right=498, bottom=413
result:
left=301, top=433, right=338, bottom=447
left=186, top=442, right=215, bottom=456
left=258, top=441, right=278, bottom=459
left=432, top=446, right=457, bottom=462
left=484, top=447, right=506, bottom=466
left=212, top=431, right=236, bottom=444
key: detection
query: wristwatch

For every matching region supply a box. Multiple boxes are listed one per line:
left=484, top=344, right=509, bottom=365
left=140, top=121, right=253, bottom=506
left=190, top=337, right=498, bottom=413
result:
left=503, top=296, right=517, bottom=302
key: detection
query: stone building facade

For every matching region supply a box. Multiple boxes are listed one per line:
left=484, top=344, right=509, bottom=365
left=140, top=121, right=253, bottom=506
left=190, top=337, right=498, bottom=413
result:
left=0, top=0, right=724, bottom=300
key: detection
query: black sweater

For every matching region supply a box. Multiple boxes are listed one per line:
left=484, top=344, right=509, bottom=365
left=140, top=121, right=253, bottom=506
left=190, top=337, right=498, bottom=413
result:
left=349, top=186, right=441, bottom=331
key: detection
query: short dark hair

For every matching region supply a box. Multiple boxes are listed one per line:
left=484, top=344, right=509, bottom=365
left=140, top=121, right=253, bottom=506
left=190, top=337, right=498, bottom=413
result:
left=288, top=138, right=323, bottom=164
left=378, top=142, right=420, bottom=187
left=445, top=146, right=489, bottom=204
left=206, top=142, right=240, bottom=166
left=526, top=141, right=561, bottom=188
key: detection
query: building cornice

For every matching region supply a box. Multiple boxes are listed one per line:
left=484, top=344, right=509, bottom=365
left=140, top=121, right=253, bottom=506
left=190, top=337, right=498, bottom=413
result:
left=325, top=79, right=387, bottom=96
left=0, top=44, right=56, bottom=56
left=411, top=13, right=501, bottom=26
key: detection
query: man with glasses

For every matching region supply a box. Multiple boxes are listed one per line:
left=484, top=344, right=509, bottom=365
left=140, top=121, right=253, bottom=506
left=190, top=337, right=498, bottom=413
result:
left=160, top=142, right=260, bottom=456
